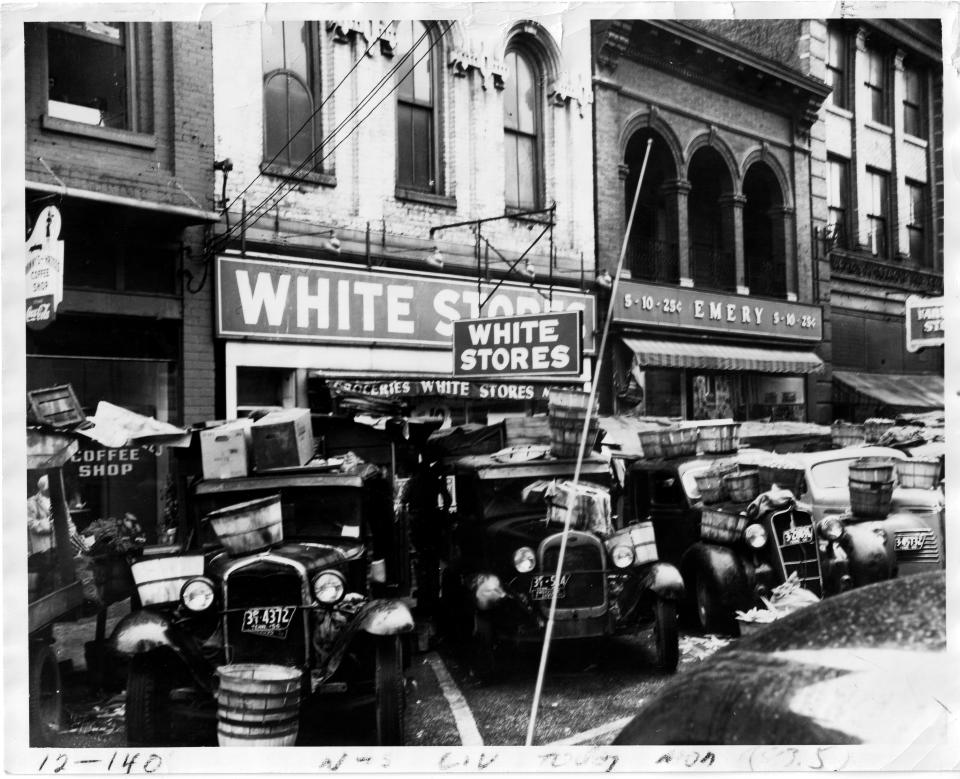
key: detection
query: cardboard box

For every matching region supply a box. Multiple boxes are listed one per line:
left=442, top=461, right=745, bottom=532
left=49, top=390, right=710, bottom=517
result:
left=200, top=419, right=252, bottom=480
left=251, top=408, right=315, bottom=471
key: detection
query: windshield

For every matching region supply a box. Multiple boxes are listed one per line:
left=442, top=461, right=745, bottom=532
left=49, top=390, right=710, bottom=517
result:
left=196, top=486, right=364, bottom=546
left=680, top=465, right=710, bottom=502
left=808, top=459, right=856, bottom=490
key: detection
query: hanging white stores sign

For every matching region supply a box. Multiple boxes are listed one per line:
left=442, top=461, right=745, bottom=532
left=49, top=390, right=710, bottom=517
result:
left=453, top=311, right=583, bottom=379
left=25, top=205, right=65, bottom=330
left=905, top=295, right=944, bottom=352
left=216, top=255, right=597, bottom=351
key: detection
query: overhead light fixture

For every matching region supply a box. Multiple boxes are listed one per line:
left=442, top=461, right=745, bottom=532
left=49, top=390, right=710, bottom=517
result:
left=426, top=246, right=444, bottom=269
left=521, top=259, right=536, bottom=280
left=596, top=269, right=613, bottom=289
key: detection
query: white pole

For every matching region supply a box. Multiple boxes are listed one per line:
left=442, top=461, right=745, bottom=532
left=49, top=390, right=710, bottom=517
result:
left=525, top=138, right=654, bottom=746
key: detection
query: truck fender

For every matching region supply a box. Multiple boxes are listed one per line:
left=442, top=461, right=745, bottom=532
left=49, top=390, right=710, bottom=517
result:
left=108, top=609, right=215, bottom=691
left=639, top=562, right=685, bottom=601
left=680, top=542, right=752, bottom=612
left=840, top=521, right=895, bottom=585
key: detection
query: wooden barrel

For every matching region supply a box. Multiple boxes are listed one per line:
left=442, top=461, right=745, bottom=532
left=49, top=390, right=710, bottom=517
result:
left=896, top=458, right=941, bottom=489
left=723, top=469, right=760, bottom=503
left=848, top=479, right=894, bottom=518
left=206, top=495, right=283, bottom=556
left=216, top=664, right=302, bottom=746
left=848, top=457, right=896, bottom=484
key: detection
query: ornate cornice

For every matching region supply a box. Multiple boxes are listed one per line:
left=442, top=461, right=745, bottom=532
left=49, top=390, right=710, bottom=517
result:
left=595, top=24, right=630, bottom=73
left=327, top=20, right=397, bottom=56
left=448, top=48, right=507, bottom=90
left=548, top=77, right=594, bottom=117
left=830, top=251, right=943, bottom=295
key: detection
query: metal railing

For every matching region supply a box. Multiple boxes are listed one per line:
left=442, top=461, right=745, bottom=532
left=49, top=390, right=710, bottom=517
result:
left=690, top=243, right=736, bottom=292
left=626, top=239, right=679, bottom=284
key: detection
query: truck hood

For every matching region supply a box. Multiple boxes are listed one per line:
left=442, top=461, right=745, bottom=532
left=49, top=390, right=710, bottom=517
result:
left=208, top=539, right=365, bottom=579
left=487, top=515, right=581, bottom=548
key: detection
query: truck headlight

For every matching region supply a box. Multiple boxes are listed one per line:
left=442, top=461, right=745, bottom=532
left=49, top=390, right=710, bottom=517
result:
left=743, top=524, right=767, bottom=549
left=312, top=571, right=345, bottom=604
left=818, top=516, right=844, bottom=541
left=611, top=544, right=634, bottom=568
left=180, top=577, right=215, bottom=612
left=513, top=546, right=536, bottom=573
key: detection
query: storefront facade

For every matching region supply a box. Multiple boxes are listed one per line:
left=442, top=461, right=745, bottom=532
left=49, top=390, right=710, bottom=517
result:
left=216, top=253, right=596, bottom=423
left=612, top=280, right=824, bottom=421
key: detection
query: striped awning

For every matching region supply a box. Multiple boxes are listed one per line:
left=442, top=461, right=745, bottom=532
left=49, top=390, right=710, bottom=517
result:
left=621, top=337, right=825, bottom=374
left=833, top=370, right=944, bottom=409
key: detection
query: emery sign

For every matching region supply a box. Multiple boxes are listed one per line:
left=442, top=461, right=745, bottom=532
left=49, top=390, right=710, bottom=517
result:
left=905, top=295, right=944, bottom=352
left=216, top=256, right=596, bottom=352
left=613, top=280, right=823, bottom=341
left=453, top=311, right=582, bottom=379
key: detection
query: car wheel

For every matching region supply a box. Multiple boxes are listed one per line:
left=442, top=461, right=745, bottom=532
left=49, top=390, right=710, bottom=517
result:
left=653, top=598, right=680, bottom=673
left=694, top=574, right=734, bottom=635
left=29, top=643, right=62, bottom=747
left=126, top=656, right=172, bottom=746
left=374, top=635, right=404, bottom=746
left=473, top=612, right=498, bottom=684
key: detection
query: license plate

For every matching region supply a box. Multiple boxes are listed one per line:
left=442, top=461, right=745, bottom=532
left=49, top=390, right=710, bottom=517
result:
left=782, top=525, right=813, bottom=546
left=241, top=606, right=296, bottom=639
left=895, top=533, right=926, bottom=551
left=529, top=574, right=570, bottom=601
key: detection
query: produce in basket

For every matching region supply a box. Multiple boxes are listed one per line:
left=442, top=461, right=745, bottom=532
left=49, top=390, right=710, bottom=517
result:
left=84, top=513, right=146, bottom=554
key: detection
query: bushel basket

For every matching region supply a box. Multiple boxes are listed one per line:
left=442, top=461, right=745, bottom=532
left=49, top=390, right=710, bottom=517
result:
left=662, top=427, right=699, bottom=458
left=206, top=494, right=283, bottom=556
left=216, top=664, right=302, bottom=746
left=896, top=458, right=941, bottom=489
left=698, top=423, right=741, bottom=454
left=694, top=472, right=727, bottom=505
left=831, top=422, right=865, bottom=448
left=701, top=507, right=748, bottom=544
left=723, top=468, right=760, bottom=503
left=757, top=464, right=806, bottom=496
left=848, top=478, right=894, bottom=518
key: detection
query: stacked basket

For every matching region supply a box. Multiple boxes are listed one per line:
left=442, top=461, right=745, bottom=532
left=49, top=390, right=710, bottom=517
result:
left=847, top=457, right=896, bottom=518
left=896, top=457, right=941, bottom=489
left=547, top=389, right=598, bottom=458
left=698, top=423, right=741, bottom=454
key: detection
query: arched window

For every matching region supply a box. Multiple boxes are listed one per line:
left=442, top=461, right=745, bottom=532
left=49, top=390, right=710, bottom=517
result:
left=396, top=21, right=438, bottom=193
left=503, top=47, right=541, bottom=210
left=262, top=22, right=322, bottom=173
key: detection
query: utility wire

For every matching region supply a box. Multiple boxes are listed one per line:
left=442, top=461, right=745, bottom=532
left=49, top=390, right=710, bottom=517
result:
left=224, top=22, right=393, bottom=215
left=211, top=22, right=445, bottom=256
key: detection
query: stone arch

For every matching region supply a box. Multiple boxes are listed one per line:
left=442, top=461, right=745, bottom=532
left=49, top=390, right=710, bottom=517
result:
left=618, top=109, right=684, bottom=174
left=740, top=147, right=793, bottom=210
left=501, top=20, right=562, bottom=80
left=684, top=129, right=740, bottom=193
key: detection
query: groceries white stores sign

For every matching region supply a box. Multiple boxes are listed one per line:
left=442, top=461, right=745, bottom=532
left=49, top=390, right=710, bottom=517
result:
left=613, top=280, right=823, bottom=341
left=216, top=256, right=597, bottom=352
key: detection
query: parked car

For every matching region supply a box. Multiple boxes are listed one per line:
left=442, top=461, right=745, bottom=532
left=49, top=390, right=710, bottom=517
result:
left=614, top=571, right=949, bottom=745
left=789, top=446, right=944, bottom=575
left=620, top=452, right=891, bottom=635
left=439, top=450, right=684, bottom=679
left=109, top=465, right=414, bottom=746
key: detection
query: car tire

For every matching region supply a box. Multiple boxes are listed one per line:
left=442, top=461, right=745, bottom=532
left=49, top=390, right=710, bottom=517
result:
left=29, top=643, right=62, bottom=747
left=694, top=574, right=734, bottom=636
left=653, top=598, right=680, bottom=673
left=473, top=612, right=498, bottom=684
left=374, top=635, right=404, bottom=746
left=126, top=656, right=172, bottom=746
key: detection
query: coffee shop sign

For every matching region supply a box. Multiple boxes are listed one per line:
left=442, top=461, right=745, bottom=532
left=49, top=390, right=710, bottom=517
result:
left=216, top=256, right=596, bottom=351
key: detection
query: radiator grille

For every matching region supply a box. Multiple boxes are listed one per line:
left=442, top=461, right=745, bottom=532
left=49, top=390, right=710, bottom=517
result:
left=894, top=529, right=941, bottom=565
left=539, top=533, right=605, bottom=609
left=770, top=508, right=823, bottom=597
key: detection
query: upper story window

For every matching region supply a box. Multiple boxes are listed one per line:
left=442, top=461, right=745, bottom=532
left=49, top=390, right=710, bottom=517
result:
left=826, top=26, right=848, bottom=109
left=906, top=180, right=928, bottom=266
left=903, top=62, right=926, bottom=138
left=503, top=47, right=542, bottom=211
left=396, top=21, right=439, bottom=194
left=826, top=156, right=850, bottom=246
left=865, top=46, right=888, bottom=125
left=262, top=22, right=322, bottom=173
left=47, top=23, right=134, bottom=130
left=865, top=169, right=890, bottom=257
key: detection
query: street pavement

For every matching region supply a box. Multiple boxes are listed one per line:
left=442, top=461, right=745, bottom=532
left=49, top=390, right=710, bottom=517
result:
left=47, top=620, right=732, bottom=748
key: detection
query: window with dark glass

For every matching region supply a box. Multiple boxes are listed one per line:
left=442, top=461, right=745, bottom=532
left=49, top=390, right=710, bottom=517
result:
left=396, top=21, right=437, bottom=193
left=826, top=26, right=847, bottom=109
left=903, top=62, right=926, bottom=137
left=865, top=47, right=888, bottom=124
left=47, top=23, right=131, bottom=130
left=906, top=181, right=927, bottom=265
left=503, top=48, right=541, bottom=210
left=262, top=22, right=321, bottom=172
left=826, top=156, right=850, bottom=245
left=865, top=169, right=890, bottom=257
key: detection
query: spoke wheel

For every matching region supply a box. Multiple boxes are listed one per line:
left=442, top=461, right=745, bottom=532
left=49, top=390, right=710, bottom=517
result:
left=29, top=644, right=62, bottom=747
left=374, top=635, right=404, bottom=746
left=653, top=598, right=680, bottom=673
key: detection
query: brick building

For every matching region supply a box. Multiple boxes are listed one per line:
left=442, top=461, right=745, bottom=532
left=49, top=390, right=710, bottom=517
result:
left=210, top=17, right=597, bottom=423
left=24, top=22, right=218, bottom=538
left=591, top=18, right=944, bottom=423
